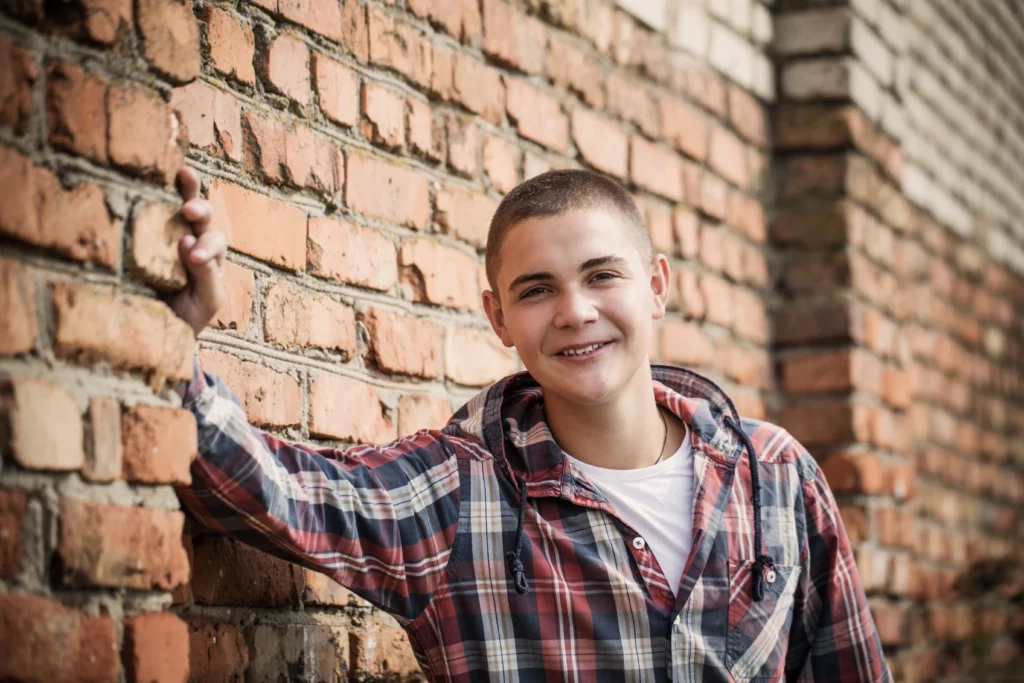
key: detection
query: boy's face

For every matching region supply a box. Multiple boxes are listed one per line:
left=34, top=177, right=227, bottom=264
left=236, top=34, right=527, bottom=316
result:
left=483, top=208, right=670, bottom=406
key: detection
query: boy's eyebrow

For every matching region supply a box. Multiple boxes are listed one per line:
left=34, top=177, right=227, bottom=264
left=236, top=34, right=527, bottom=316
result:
left=506, top=255, right=629, bottom=292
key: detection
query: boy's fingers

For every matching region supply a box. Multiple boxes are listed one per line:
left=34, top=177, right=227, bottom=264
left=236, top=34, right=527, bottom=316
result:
left=182, top=198, right=213, bottom=235
left=188, top=230, right=227, bottom=268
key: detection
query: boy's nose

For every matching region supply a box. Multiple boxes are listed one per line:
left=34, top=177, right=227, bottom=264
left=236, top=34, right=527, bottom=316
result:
left=552, top=290, right=599, bottom=328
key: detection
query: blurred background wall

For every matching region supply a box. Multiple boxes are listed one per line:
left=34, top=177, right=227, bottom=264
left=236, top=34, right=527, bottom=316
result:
left=0, top=0, right=1020, bottom=680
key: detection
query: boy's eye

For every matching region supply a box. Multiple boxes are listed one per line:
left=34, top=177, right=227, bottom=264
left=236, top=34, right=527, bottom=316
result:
left=520, top=286, right=547, bottom=299
left=590, top=271, right=617, bottom=282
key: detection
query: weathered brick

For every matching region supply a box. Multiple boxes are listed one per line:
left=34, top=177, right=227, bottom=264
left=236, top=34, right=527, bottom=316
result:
left=699, top=223, right=724, bottom=272
left=367, top=6, right=432, bottom=88
left=189, top=621, right=249, bottom=683
left=266, top=0, right=343, bottom=41
left=0, top=594, right=119, bottom=683
left=0, top=147, right=118, bottom=267
left=350, top=620, right=420, bottom=681
left=346, top=154, right=430, bottom=229
left=342, top=0, right=369, bottom=61
left=85, top=396, right=122, bottom=483
left=361, top=82, right=405, bottom=149
left=546, top=33, right=604, bottom=109
left=821, top=451, right=887, bottom=495
left=362, top=308, right=441, bottom=378
left=207, top=179, right=306, bottom=270
left=249, top=624, right=349, bottom=682
left=46, top=61, right=107, bottom=162
left=607, top=72, right=659, bottom=137
left=659, top=320, right=714, bottom=367
left=123, top=612, right=189, bottom=683
left=483, top=135, right=519, bottom=193
left=732, top=286, right=767, bottom=343
left=136, top=0, right=200, bottom=81
left=445, top=328, right=518, bottom=386
left=700, top=273, right=732, bottom=328
left=244, top=113, right=343, bottom=193
left=398, top=394, right=452, bottom=434
left=307, top=216, right=398, bottom=292
left=314, top=54, right=359, bottom=127
left=482, top=0, right=546, bottom=73
left=687, top=64, right=727, bottom=115
left=703, top=176, right=731, bottom=223
left=452, top=54, right=505, bottom=125
left=170, top=79, right=242, bottom=161
left=58, top=498, right=189, bottom=589
left=659, top=95, right=707, bottom=161
left=49, top=0, right=133, bottom=44
left=675, top=269, right=705, bottom=319
left=2, top=377, right=83, bottom=471
left=646, top=206, right=674, bottom=255
left=0, top=35, right=35, bottom=134
left=728, top=84, right=766, bottom=147
left=430, top=42, right=456, bottom=100
left=446, top=116, right=479, bottom=177
left=571, top=108, right=628, bottom=178
left=407, top=97, right=439, bottom=160
left=264, top=33, right=310, bottom=104
left=409, top=0, right=481, bottom=42
left=210, top=261, right=254, bottom=333
left=130, top=201, right=190, bottom=291
left=204, top=7, right=255, bottom=84
left=191, top=534, right=303, bottom=607
left=121, top=404, right=196, bottom=485
left=0, top=258, right=36, bottom=356
left=107, top=85, right=187, bottom=184
left=0, top=490, right=26, bottom=579
left=303, top=568, right=370, bottom=607
left=435, top=186, right=497, bottom=248
left=708, top=127, right=749, bottom=188
left=727, top=192, right=766, bottom=243
left=310, top=374, right=396, bottom=444
left=778, top=400, right=857, bottom=448
left=264, top=280, right=356, bottom=357
left=674, top=210, right=699, bottom=259
left=199, top=349, right=301, bottom=428
left=399, top=239, right=480, bottom=311
left=629, top=136, right=683, bottom=201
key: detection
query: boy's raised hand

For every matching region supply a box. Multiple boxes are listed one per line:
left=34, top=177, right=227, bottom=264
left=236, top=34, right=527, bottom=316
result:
left=171, top=166, right=228, bottom=337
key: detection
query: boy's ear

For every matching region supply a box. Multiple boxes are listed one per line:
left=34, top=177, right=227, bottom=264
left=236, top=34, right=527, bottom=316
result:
left=649, top=253, right=671, bottom=321
left=482, top=290, right=516, bottom=348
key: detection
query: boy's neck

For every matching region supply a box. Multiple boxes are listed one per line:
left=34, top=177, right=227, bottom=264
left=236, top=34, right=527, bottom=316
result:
left=543, top=363, right=683, bottom=470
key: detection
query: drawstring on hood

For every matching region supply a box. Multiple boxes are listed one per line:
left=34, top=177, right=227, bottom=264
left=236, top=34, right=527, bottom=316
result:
left=724, top=416, right=775, bottom=602
left=506, top=474, right=530, bottom=594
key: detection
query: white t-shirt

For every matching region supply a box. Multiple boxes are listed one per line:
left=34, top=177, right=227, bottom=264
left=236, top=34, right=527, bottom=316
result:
left=564, top=425, right=694, bottom=596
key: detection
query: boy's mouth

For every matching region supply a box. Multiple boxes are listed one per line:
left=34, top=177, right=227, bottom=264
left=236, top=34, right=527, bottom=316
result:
left=556, top=342, right=610, bottom=357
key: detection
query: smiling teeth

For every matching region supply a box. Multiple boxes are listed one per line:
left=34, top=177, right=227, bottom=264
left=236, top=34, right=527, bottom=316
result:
left=562, top=343, right=603, bottom=356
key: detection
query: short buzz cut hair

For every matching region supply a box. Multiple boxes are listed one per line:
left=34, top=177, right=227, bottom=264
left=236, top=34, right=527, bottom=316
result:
left=484, top=169, right=650, bottom=293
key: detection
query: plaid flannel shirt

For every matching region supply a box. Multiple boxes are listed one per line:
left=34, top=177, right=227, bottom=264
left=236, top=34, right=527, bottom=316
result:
left=179, top=360, right=891, bottom=682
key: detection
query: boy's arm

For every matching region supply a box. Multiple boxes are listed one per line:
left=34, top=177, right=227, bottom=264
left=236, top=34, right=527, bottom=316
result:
left=786, top=454, right=891, bottom=683
left=175, top=357, right=461, bottom=622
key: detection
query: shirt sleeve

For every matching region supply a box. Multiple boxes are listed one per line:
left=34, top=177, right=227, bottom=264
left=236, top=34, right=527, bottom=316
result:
left=786, top=453, right=892, bottom=683
left=175, top=357, right=461, bottom=622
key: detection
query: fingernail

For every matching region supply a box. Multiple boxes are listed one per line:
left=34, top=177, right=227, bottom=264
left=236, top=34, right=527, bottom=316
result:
left=193, top=248, right=208, bottom=260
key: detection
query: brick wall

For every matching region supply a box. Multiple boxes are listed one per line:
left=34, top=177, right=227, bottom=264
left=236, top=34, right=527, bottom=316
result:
left=0, top=0, right=1020, bottom=681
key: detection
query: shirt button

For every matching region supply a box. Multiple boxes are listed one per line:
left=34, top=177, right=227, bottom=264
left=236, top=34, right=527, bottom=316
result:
left=632, top=537, right=646, bottom=550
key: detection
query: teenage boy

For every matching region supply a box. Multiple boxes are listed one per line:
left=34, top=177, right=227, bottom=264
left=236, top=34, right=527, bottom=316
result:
left=172, top=166, right=890, bottom=682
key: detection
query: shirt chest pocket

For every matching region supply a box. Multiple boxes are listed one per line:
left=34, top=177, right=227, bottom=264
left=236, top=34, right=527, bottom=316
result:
left=726, top=559, right=802, bottom=682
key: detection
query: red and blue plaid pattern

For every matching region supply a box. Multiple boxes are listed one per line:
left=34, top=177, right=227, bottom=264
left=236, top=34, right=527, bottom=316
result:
left=179, top=360, right=890, bottom=682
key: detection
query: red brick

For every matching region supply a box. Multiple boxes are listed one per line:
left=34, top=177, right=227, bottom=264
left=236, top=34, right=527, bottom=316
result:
left=249, top=624, right=348, bottom=680
left=188, top=621, right=249, bottom=683
left=121, top=404, right=196, bottom=485
left=682, top=161, right=703, bottom=207
left=0, top=490, right=26, bottom=579
left=607, top=72, right=658, bottom=137
left=630, top=136, right=683, bottom=201
left=123, top=612, right=189, bottom=683
left=699, top=223, right=724, bottom=272
left=435, top=186, right=497, bottom=248
left=506, top=79, right=568, bottom=153
left=699, top=274, right=732, bottom=328
left=821, top=451, right=887, bottom=494
left=732, top=287, right=767, bottom=343
left=452, top=54, right=505, bottom=125
left=85, top=396, right=122, bottom=483
left=270, top=0, right=343, bottom=42
left=725, top=344, right=770, bottom=389
left=658, top=320, right=714, bottom=367
left=407, top=97, right=439, bottom=160
left=209, top=261, right=254, bottom=333
left=398, top=394, right=452, bottom=434
left=346, top=154, right=430, bottom=229
left=130, top=201, right=189, bottom=291
left=46, top=61, right=106, bottom=162
left=362, top=308, right=441, bottom=378
left=2, top=377, right=84, bottom=471
left=783, top=350, right=855, bottom=394
left=170, top=80, right=242, bottom=161
left=686, top=64, right=727, bottom=115
left=361, top=82, right=405, bottom=149
left=409, top=0, right=481, bottom=42
left=646, top=206, right=673, bottom=255
left=445, top=327, right=518, bottom=386
left=0, top=594, right=119, bottom=683
left=0, top=258, right=36, bottom=356
left=58, top=498, right=189, bottom=589
left=0, top=36, right=35, bottom=135
left=342, top=0, right=369, bottom=61
left=199, top=349, right=300, bottom=428
left=314, top=54, right=358, bottom=127
left=728, top=85, right=766, bottom=148
left=659, top=95, right=707, bottom=161
left=871, top=602, right=907, bottom=647
left=107, top=86, right=187, bottom=183
left=367, top=6, right=432, bottom=89
left=350, top=620, right=421, bottom=680
left=709, top=127, right=749, bottom=188
left=572, top=108, right=628, bottom=178
left=446, top=116, right=479, bottom=176
left=722, top=232, right=745, bottom=282
left=136, top=0, right=201, bottom=82
left=546, top=33, right=605, bottom=109
left=483, top=135, right=519, bottom=192
left=304, top=568, right=370, bottom=607
left=51, top=0, right=133, bottom=44
left=310, top=374, right=396, bottom=443
left=399, top=239, right=480, bottom=311
left=674, top=210, right=699, bottom=259
left=207, top=179, right=306, bottom=270
left=774, top=104, right=858, bottom=150
left=675, top=269, right=705, bottom=320
left=244, top=114, right=343, bottom=193
left=524, top=152, right=552, bottom=179
left=307, top=216, right=398, bottom=292
left=190, top=534, right=303, bottom=606
left=481, top=0, right=546, bottom=74
left=204, top=7, right=255, bottom=84
left=727, top=192, right=766, bottom=243
left=264, top=280, right=356, bottom=357
left=263, top=33, right=310, bottom=104
left=430, top=42, right=456, bottom=100
left=0, top=147, right=118, bottom=266
left=778, top=400, right=855, bottom=448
